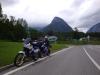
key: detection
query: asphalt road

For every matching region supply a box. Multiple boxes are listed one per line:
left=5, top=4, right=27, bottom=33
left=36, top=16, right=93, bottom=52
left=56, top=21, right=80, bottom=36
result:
left=1, top=45, right=100, bottom=75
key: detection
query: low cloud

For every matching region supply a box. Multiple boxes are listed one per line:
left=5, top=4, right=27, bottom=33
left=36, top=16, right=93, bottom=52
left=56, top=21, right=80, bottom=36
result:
left=0, top=0, right=19, bottom=6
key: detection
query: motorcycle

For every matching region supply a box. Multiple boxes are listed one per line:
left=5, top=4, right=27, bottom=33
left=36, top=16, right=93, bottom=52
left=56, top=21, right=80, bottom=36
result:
left=14, top=42, right=40, bottom=67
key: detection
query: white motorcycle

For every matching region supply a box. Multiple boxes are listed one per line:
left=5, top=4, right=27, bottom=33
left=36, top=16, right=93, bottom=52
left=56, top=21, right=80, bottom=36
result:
left=14, top=42, right=40, bottom=67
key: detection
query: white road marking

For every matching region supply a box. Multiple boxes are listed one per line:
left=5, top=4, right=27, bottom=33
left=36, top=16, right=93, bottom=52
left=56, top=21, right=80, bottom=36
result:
left=83, top=48, right=100, bottom=70
left=3, top=47, right=73, bottom=75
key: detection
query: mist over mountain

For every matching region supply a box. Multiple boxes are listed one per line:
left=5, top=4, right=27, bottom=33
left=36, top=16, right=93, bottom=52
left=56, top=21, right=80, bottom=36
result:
left=33, top=26, right=44, bottom=31
left=42, top=17, right=73, bottom=32
left=87, top=23, right=100, bottom=33
left=29, top=23, right=46, bottom=31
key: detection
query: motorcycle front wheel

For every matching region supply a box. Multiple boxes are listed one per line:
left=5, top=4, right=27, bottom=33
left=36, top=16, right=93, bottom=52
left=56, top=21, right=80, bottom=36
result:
left=14, top=53, right=25, bottom=67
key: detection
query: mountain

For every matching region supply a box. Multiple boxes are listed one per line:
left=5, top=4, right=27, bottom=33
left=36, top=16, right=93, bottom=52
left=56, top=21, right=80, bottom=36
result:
left=42, top=17, right=73, bottom=32
left=87, top=23, right=100, bottom=33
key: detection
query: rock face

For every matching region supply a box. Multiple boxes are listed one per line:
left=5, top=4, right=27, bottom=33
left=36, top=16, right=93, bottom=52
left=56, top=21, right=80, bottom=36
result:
left=87, top=23, right=100, bottom=33
left=42, top=17, right=73, bottom=32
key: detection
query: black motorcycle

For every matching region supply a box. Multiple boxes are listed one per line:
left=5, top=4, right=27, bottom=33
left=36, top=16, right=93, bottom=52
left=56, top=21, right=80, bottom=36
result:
left=40, top=42, right=50, bottom=57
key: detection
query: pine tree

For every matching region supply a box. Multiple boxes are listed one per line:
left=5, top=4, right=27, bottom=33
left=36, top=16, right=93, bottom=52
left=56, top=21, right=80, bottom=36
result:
left=0, top=3, right=3, bottom=17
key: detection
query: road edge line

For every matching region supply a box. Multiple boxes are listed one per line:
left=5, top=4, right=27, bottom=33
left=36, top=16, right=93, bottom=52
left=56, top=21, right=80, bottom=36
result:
left=83, top=47, right=100, bottom=70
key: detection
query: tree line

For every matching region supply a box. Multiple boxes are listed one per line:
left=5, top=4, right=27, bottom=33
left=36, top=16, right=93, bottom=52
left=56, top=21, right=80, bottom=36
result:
left=45, top=28, right=85, bottom=41
left=0, top=3, right=42, bottom=41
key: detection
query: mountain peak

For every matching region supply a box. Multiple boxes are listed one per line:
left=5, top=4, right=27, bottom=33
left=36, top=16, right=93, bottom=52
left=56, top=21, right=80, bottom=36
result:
left=53, top=17, right=63, bottom=21
left=87, top=23, right=100, bottom=33
left=42, top=16, right=73, bottom=32
left=51, top=17, right=67, bottom=24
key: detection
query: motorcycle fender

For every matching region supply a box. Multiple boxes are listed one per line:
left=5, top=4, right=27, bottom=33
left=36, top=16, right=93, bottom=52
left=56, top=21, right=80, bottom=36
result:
left=18, top=51, right=25, bottom=54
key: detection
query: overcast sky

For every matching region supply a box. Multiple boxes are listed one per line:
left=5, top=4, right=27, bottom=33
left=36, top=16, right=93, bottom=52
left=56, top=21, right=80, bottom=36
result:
left=1, top=0, right=100, bottom=32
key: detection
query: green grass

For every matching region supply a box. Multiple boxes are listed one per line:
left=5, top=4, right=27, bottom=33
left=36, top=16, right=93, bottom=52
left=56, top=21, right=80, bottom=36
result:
left=51, top=43, right=68, bottom=52
left=0, top=41, right=67, bottom=67
left=88, top=40, right=100, bottom=45
left=57, top=40, right=100, bottom=45
left=0, top=41, right=22, bottom=67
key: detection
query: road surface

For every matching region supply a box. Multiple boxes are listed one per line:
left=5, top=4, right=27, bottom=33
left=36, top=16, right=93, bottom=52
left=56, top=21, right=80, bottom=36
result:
left=1, top=45, right=100, bottom=75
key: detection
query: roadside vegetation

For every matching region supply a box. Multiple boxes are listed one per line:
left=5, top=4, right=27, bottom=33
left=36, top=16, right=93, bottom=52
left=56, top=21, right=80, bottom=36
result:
left=51, top=43, right=68, bottom=52
left=0, top=41, right=22, bottom=67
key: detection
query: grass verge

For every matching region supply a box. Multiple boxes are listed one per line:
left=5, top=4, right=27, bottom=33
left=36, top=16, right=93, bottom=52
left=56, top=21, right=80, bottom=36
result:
left=0, top=41, right=22, bottom=67
left=51, top=43, right=68, bottom=52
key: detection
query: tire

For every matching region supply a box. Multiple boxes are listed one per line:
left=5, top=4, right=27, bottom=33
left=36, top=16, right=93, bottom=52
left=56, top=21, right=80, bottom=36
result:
left=14, top=53, right=25, bottom=67
left=47, top=49, right=51, bottom=56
